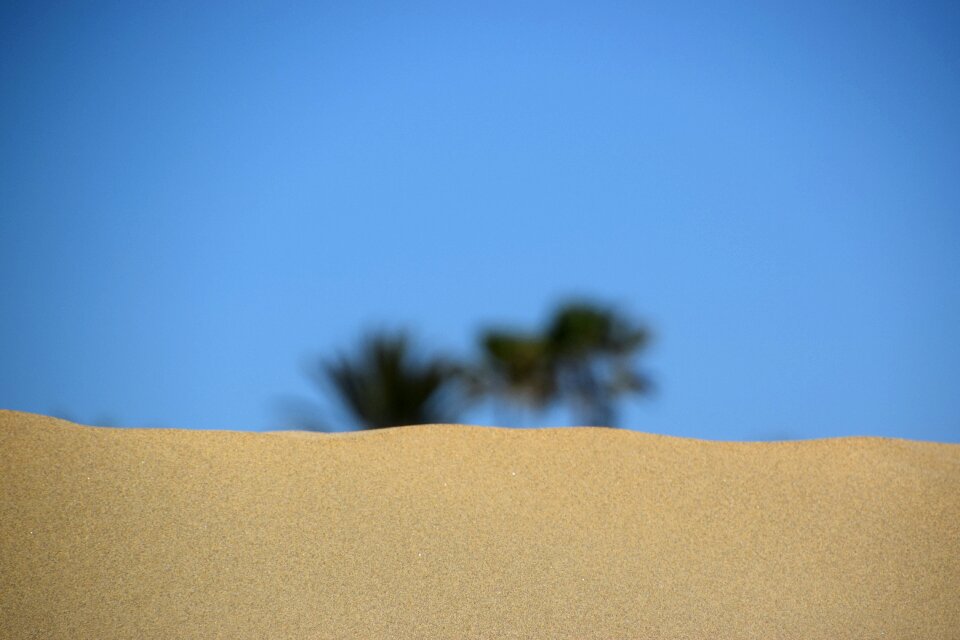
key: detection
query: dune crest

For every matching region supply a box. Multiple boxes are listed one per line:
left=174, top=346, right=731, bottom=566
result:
left=2, top=410, right=958, bottom=639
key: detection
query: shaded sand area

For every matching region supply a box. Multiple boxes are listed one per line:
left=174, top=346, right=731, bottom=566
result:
left=2, top=411, right=958, bottom=638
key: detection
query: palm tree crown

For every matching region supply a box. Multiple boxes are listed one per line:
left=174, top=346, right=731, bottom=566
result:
left=319, top=332, right=462, bottom=429
left=477, top=301, right=652, bottom=427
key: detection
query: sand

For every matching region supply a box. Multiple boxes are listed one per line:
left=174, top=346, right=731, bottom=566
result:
left=1, top=410, right=958, bottom=638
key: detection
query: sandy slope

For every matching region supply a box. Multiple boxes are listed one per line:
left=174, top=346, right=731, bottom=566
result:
left=1, top=410, right=958, bottom=639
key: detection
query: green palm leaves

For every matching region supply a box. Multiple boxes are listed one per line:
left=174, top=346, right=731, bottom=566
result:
left=477, top=301, right=652, bottom=427
left=319, top=332, right=463, bottom=429
left=301, top=300, right=652, bottom=430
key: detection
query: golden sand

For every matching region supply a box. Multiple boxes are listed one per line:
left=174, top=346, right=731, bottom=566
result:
left=1, top=410, right=958, bottom=638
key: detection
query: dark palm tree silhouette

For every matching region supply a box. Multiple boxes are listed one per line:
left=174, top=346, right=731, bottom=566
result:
left=546, top=302, right=652, bottom=426
left=477, top=331, right=555, bottom=412
left=311, top=331, right=465, bottom=430
left=283, top=302, right=651, bottom=431
left=476, top=301, right=652, bottom=427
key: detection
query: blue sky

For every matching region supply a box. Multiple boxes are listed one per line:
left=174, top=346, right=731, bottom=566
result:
left=2, top=1, right=958, bottom=441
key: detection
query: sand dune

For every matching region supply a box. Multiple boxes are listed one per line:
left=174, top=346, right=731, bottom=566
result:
left=1, top=410, right=958, bottom=638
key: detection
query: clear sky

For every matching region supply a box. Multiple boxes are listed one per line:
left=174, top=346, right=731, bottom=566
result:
left=2, top=1, right=958, bottom=441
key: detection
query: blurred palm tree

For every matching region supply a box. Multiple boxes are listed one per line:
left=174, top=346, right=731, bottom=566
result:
left=282, top=302, right=651, bottom=431
left=476, top=301, right=652, bottom=427
left=309, top=331, right=465, bottom=430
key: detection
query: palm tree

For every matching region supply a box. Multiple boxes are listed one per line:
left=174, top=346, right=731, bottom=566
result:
left=311, top=331, right=465, bottom=430
left=546, top=302, right=652, bottom=426
left=477, top=331, right=555, bottom=411
left=476, top=301, right=652, bottom=427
